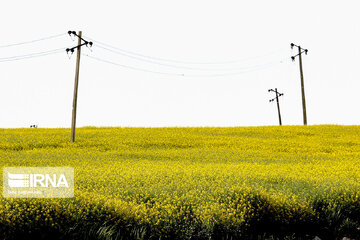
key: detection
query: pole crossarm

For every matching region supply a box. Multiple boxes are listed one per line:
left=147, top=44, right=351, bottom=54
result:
left=291, top=43, right=308, bottom=51
left=268, top=89, right=283, bottom=102
left=66, top=42, right=92, bottom=53
left=291, top=43, right=308, bottom=61
left=66, top=31, right=93, bottom=54
left=68, top=31, right=88, bottom=43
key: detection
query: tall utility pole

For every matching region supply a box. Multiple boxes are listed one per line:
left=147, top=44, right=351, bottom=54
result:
left=66, top=31, right=93, bottom=142
left=268, top=88, right=284, bottom=126
left=291, top=43, right=308, bottom=125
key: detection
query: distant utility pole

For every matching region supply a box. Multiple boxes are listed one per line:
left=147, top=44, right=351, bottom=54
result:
left=66, top=31, right=93, bottom=143
left=291, top=43, right=308, bottom=125
left=268, top=88, right=284, bottom=126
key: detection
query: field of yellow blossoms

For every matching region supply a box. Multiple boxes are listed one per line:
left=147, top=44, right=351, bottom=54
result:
left=1, top=125, right=360, bottom=239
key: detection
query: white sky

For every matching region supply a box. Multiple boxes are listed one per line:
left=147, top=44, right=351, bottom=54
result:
left=1, top=0, right=359, bottom=128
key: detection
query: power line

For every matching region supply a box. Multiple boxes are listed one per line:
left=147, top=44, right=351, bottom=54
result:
left=183, top=60, right=287, bottom=77
left=0, top=48, right=65, bottom=62
left=94, top=44, right=286, bottom=72
left=84, top=54, right=185, bottom=77
left=0, top=33, right=66, bottom=48
left=85, top=35, right=287, bottom=65
left=84, top=53, right=288, bottom=78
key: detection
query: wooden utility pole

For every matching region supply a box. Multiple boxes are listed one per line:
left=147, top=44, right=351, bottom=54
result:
left=275, top=88, right=282, bottom=126
left=298, top=46, right=307, bottom=125
left=70, top=31, right=82, bottom=143
left=66, top=31, right=93, bottom=142
left=269, top=88, right=284, bottom=126
left=291, top=43, right=308, bottom=125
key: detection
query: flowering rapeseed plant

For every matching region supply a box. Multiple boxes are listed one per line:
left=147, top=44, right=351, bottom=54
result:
left=0, top=125, right=360, bottom=239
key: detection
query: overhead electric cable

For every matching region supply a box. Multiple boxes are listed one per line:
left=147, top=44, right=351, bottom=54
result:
left=85, top=36, right=287, bottom=65
left=0, top=48, right=65, bottom=62
left=94, top=44, right=286, bottom=72
left=84, top=53, right=288, bottom=78
left=84, top=54, right=185, bottom=76
left=0, top=33, right=66, bottom=48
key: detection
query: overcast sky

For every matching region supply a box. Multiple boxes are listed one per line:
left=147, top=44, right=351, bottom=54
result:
left=1, top=0, right=359, bottom=128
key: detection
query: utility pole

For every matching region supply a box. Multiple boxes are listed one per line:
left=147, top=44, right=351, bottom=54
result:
left=66, top=31, right=93, bottom=142
left=268, top=88, right=284, bottom=126
left=291, top=43, right=308, bottom=125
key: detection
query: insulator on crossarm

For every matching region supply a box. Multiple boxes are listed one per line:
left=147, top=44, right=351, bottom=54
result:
left=66, top=49, right=73, bottom=59
left=86, top=42, right=93, bottom=52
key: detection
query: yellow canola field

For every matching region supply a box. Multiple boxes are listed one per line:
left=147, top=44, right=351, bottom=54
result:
left=1, top=125, right=360, bottom=239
